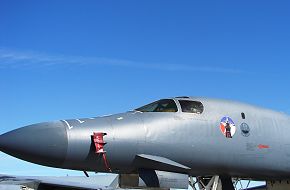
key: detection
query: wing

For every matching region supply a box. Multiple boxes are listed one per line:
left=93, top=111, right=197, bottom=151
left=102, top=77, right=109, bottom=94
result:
left=0, top=174, right=117, bottom=190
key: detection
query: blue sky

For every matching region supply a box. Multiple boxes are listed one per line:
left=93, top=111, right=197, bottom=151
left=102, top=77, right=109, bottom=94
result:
left=0, top=0, right=289, bottom=182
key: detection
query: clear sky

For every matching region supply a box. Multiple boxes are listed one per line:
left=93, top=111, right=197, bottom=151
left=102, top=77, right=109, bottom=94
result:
left=0, top=0, right=289, bottom=183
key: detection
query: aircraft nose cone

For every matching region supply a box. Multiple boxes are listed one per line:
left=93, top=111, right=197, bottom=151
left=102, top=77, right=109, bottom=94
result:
left=0, top=121, right=68, bottom=168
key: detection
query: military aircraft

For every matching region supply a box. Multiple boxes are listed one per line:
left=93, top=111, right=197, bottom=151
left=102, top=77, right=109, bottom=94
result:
left=1, top=96, right=290, bottom=190
left=0, top=174, right=118, bottom=190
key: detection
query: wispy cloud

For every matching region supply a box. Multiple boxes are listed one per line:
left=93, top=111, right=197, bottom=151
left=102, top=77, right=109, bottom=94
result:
left=0, top=48, right=244, bottom=74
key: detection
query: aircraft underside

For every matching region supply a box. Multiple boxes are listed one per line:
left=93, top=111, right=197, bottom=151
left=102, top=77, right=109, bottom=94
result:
left=114, top=171, right=290, bottom=190
left=189, top=176, right=290, bottom=190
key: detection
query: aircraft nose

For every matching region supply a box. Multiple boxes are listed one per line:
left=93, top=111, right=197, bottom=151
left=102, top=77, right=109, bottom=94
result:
left=0, top=121, right=68, bottom=168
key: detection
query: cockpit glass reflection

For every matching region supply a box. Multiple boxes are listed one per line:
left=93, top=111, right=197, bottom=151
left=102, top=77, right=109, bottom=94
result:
left=178, top=100, right=204, bottom=114
left=136, top=99, right=178, bottom=112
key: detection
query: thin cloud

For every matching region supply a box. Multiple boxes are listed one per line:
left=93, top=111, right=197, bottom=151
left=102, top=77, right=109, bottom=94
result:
left=0, top=48, right=244, bottom=74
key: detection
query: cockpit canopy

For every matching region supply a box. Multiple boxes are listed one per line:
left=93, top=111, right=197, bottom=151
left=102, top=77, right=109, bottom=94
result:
left=135, top=98, right=204, bottom=114
left=178, top=100, right=204, bottom=114
left=136, top=99, right=178, bottom=112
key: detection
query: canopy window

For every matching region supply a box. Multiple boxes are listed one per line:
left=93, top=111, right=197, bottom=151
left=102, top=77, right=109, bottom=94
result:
left=178, top=100, right=204, bottom=114
left=136, top=99, right=178, bottom=113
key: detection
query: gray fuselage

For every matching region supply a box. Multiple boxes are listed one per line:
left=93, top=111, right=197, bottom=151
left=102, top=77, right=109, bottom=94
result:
left=1, top=97, right=290, bottom=180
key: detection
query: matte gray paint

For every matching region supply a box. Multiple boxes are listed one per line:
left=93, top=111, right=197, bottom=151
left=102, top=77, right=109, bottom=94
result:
left=0, top=121, right=68, bottom=167
left=1, top=97, right=290, bottom=180
left=0, top=174, right=116, bottom=190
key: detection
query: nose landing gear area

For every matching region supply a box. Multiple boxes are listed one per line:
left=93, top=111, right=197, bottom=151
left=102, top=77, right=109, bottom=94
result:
left=189, top=176, right=234, bottom=190
left=189, top=176, right=268, bottom=190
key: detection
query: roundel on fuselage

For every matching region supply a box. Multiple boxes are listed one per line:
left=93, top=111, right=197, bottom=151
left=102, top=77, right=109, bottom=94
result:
left=220, top=116, right=236, bottom=138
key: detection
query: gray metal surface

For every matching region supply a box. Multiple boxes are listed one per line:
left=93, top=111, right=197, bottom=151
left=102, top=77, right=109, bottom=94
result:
left=0, top=174, right=117, bottom=190
left=0, top=121, right=68, bottom=167
left=1, top=97, right=290, bottom=180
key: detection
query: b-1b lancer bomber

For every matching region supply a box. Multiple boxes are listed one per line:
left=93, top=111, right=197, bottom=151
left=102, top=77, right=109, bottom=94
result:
left=1, top=96, right=290, bottom=190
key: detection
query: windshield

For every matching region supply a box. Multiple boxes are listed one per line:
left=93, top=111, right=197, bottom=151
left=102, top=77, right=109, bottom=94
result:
left=135, top=99, right=178, bottom=112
